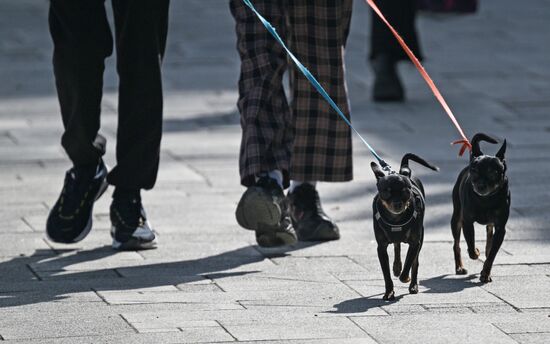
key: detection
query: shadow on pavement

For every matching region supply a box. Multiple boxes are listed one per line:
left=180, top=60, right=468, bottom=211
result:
left=421, top=273, right=482, bottom=293
left=0, top=241, right=322, bottom=308
left=329, top=294, right=404, bottom=314
left=329, top=274, right=481, bottom=314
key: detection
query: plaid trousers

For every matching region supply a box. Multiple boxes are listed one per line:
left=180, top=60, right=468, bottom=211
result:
left=230, top=0, right=353, bottom=188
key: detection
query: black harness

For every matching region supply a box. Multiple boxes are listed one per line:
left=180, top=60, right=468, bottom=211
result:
left=374, top=184, right=425, bottom=236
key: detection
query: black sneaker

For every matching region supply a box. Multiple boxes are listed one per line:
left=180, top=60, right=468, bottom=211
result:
left=110, top=192, right=156, bottom=250
left=288, top=184, right=340, bottom=241
left=236, top=176, right=297, bottom=247
left=372, top=55, right=405, bottom=102
left=46, top=160, right=108, bottom=243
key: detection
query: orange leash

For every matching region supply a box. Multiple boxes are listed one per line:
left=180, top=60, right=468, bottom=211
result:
left=365, top=0, right=472, bottom=156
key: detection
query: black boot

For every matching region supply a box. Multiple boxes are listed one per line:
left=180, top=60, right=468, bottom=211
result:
left=288, top=184, right=340, bottom=242
left=372, top=54, right=405, bottom=102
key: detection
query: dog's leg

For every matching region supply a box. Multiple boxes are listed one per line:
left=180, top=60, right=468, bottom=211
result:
left=463, top=221, right=480, bottom=260
left=377, top=243, right=394, bottom=300
left=409, top=255, right=419, bottom=294
left=485, top=224, right=494, bottom=259
left=451, top=196, right=467, bottom=274
left=480, top=224, right=506, bottom=283
left=400, top=243, right=420, bottom=284
left=451, top=214, right=466, bottom=274
left=393, top=243, right=402, bottom=277
left=409, top=231, right=422, bottom=294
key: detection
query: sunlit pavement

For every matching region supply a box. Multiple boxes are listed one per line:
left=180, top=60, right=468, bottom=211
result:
left=0, top=1, right=549, bottom=342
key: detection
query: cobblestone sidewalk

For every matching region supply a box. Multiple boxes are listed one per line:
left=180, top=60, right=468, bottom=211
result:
left=0, top=0, right=549, bottom=343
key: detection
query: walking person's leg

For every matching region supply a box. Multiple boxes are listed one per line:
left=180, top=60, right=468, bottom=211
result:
left=231, top=0, right=297, bottom=247
left=108, top=0, right=170, bottom=250
left=286, top=0, right=353, bottom=241
left=46, top=0, right=113, bottom=243
left=370, top=0, right=422, bottom=101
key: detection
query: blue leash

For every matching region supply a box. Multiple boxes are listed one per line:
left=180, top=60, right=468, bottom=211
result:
left=242, top=0, right=392, bottom=172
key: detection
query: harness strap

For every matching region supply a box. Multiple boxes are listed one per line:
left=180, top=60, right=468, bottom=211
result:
left=375, top=184, right=424, bottom=233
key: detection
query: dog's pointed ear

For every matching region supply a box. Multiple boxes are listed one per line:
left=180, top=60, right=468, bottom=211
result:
left=371, top=162, right=385, bottom=180
left=496, top=139, right=506, bottom=161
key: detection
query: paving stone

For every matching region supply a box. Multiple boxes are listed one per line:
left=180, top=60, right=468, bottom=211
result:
left=352, top=314, right=529, bottom=344
left=220, top=317, right=366, bottom=341
left=0, top=313, right=133, bottom=340
left=511, top=333, right=550, bottom=344
left=1, top=330, right=235, bottom=344
left=481, top=275, right=550, bottom=309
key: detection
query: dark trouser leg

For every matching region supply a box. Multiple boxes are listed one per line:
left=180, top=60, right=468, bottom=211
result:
left=49, top=0, right=112, bottom=166
left=107, top=0, right=170, bottom=190
left=231, top=0, right=292, bottom=188
left=370, top=0, right=422, bottom=61
left=287, top=0, right=353, bottom=182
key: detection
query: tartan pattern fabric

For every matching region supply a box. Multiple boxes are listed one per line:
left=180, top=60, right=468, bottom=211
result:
left=230, top=0, right=353, bottom=188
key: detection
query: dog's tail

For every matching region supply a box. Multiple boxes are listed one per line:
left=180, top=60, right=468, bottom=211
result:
left=400, top=153, right=439, bottom=176
left=471, top=133, right=498, bottom=158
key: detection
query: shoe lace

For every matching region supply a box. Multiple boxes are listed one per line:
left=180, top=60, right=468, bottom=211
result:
left=58, top=170, right=94, bottom=218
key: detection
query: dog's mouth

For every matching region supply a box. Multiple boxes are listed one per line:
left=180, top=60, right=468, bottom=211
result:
left=382, top=200, right=410, bottom=215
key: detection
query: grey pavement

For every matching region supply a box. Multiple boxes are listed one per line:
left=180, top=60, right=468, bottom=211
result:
left=1, top=0, right=550, bottom=343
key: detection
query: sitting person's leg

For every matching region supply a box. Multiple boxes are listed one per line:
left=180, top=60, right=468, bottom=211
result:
left=287, top=0, right=353, bottom=241
left=231, top=0, right=297, bottom=247
left=370, top=0, right=422, bottom=101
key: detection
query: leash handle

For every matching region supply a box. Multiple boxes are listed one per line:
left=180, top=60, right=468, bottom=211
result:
left=242, top=0, right=393, bottom=171
left=365, top=0, right=472, bottom=156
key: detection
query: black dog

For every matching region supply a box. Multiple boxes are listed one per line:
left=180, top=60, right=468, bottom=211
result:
left=371, top=154, right=438, bottom=300
left=451, top=133, right=509, bottom=283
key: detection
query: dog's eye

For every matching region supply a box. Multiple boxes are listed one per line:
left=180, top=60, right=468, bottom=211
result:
left=380, top=190, right=391, bottom=199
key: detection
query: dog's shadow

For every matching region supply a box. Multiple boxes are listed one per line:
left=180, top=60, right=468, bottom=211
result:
left=421, top=273, right=482, bottom=293
left=329, top=274, right=481, bottom=314
left=329, top=293, right=405, bottom=314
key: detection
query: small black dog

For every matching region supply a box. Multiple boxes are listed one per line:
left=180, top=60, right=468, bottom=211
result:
left=371, top=154, right=438, bottom=300
left=451, top=133, right=509, bottom=283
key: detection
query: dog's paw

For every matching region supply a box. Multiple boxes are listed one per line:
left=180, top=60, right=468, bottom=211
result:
left=399, top=274, right=411, bottom=283
left=456, top=267, right=468, bottom=275
left=383, top=290, right=395, bottom=301
left=468, top=248, right=480, bottom=260
left=480, top=271, right=492, bottom=283
left=409, top=283, right=418, bottom=294
left=393, top=261, right=402, bottom=277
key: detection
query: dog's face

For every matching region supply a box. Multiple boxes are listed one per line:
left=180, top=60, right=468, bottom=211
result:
left=469, top=139, right=507, bottom=196
left=376, top=174, right=413, bottom=214
left=469, top=156, right=506, bottom=196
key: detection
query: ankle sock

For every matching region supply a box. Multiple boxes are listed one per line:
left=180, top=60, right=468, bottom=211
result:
left=289, top=180, right=317, bottom=193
